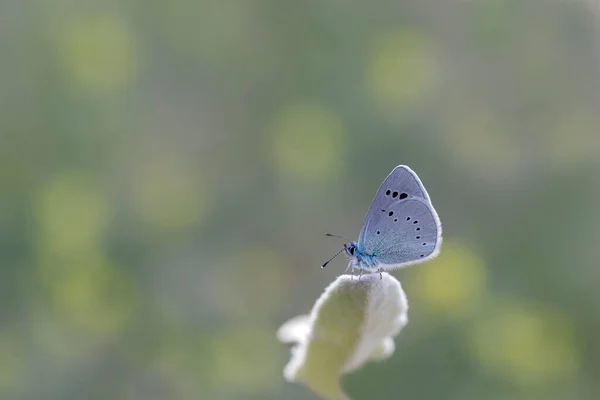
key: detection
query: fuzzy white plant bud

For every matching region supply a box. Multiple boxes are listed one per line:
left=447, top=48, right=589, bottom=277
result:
left=277, top=273, right=409, bottom=400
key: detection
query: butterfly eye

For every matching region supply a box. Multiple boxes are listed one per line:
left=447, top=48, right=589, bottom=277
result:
left=350, top=246, right=355, bottom=255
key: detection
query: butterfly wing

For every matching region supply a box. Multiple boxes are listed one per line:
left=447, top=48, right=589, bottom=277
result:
left=359, top=198, right=441, bottom=270
left=358, top=165, right=432, bottom=245
left=357, top=166, right=442, bottom=270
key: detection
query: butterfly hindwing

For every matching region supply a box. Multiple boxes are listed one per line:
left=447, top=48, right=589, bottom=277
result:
left=360, top=198, right=441, bottom=269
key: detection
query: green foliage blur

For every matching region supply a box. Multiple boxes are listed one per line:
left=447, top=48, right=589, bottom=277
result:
left=1, top=0, right=599, bottom=399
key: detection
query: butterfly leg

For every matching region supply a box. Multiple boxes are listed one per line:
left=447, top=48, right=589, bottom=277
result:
left=358, top=268, right=363, bottom=281
left=378, top=267, right=383, bottom=280
left=343, top=262, right=351, bottom=275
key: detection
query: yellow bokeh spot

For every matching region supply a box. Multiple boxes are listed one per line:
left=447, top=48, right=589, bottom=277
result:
left=59, top=14, right=137, bottom=90
left=269, top=102, right=345, bottom=181
left=130, top=155, right=206, bottom=232
left=366, top=29, right=439, bottom=114
left=210, top=326, right=282, bottom=395
left=410, top=241, right=486, bottom=318
left=469, top=302, right=580, bottom=386
left=35, top=171, right=111, bottom=258
left=49, top=256, right=136, bottom=336
left=0, top=334, right=20, bottom=388
left=33, top=171, right=134, bottom=341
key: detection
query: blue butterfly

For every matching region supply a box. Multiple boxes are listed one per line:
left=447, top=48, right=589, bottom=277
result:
left=321, top=165, right=442, bottom=277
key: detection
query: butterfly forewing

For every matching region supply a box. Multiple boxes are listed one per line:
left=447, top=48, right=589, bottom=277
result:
left=357, top=165, right=441, bottom=270
left=358, top=165, right=431, bottom=247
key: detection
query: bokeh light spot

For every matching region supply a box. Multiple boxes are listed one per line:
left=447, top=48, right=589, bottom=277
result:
left=59, top=14, right=137, bottom=90
left=269, top=102, right=344, bottom=181
left=410, top=241, right=487, bottom=318
left=33, top=171, right=135, bottom=340
left=366, top=29, right=439, bottom=115
left=35, top=171, right=111, bottom=257
left=469, top=302, right=580, bottom=386
left=0, top=334, right=20, bottom=389
left=49, top=256, right=136, bottom=336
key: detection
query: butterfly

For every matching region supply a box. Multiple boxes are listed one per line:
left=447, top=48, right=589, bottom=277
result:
left=321, top=165, right=442, bottom=278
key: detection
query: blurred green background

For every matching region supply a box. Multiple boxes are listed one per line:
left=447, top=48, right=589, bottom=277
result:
left=1, top=0, right=600, bottom=399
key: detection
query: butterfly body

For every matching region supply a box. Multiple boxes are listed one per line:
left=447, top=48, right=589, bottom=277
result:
left=342, top=242, right=379, bottom=272
left=324, top=165, right=442, bottom=275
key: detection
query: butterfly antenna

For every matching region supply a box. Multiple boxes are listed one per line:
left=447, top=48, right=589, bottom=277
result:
left=320, top=247, right=346, bottom=269
left=325, top=233, right=352, bottom=241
